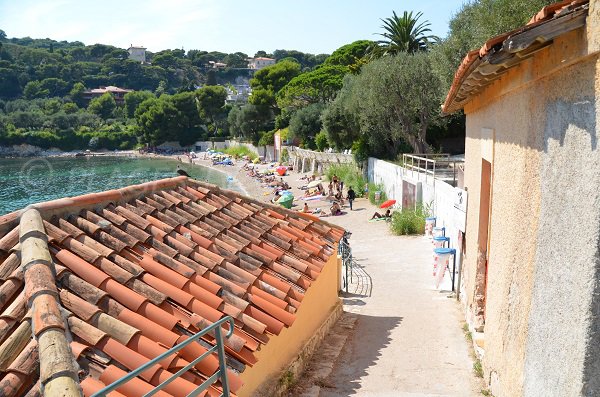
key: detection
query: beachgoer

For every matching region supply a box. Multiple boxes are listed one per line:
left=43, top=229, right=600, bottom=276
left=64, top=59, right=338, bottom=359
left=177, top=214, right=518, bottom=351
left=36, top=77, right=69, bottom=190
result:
left=347, top=186, right=356, bottom=210
left=332, top=174, right=338, bottom=184
left=302, top=203, right=310, bottom=213
left=330, top=201, right=342, bottom=216
left=371, top=209, right=391, bottom=220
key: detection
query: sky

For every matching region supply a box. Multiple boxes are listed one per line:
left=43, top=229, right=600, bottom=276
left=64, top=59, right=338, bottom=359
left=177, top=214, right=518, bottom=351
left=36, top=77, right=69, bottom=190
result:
left=0, top=0, right=466, bottom=55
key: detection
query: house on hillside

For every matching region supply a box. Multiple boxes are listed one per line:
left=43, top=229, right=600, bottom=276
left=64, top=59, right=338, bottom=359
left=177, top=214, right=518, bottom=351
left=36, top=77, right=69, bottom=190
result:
left=247, top=57, right=276, bottom=70
left=128, top=45, right=147, bottom=63
left=0, top=177, right=343, bottom=396
left=442, top=1, right=599, bottom=396
left=83, top=86, right=133, bottom=105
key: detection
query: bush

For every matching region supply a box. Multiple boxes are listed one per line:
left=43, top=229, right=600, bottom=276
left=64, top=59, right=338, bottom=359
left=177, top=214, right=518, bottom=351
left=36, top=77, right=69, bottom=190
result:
left=222, top=145, right=258, bottom=160
left=325, top=163, right=367, bottom=196
left=367, top=182, right=387, bottom=206
left=390, top=205, right=430, bottom=235
left=315, top=130, right=329, bottom=151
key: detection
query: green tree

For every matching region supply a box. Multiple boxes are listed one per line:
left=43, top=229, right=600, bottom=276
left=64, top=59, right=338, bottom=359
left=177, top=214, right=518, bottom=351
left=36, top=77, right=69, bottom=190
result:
left=38, top=77, right=69, bottom=97
left=315, top=130, right=329, bottom=151
left=288, top=103, right=325, bottom=148
left=324, top=40, right=373, bottom=69
left=355, top=52, right=441, bottom=154
left=69, top=82, right=86, bottom=107
left=249, top=60, right=301, bottom=108
left=195, top=86, right=227, bottom=134
left=88, top=92, right=116, bottom=119
left=322, top=75, right=360, bottom=150
left=124, top=90, right=154, bottom=118
left=276, top=64, right=349, bottom=109
left=24, top=81, right=49, bottom=99
left=372, top=11, right=438, bottom=57
left=228, top=104, right=272, bottom=143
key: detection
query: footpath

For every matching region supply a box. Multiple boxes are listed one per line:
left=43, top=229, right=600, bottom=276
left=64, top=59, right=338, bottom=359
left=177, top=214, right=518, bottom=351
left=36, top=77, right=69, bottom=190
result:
left=293, top=196, right=484, bottom=397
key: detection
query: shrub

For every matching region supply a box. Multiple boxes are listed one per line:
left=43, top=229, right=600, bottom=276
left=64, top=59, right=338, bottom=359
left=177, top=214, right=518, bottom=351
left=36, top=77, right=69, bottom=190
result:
left=389, top=204, right=430, bottom=235
left=367, top=182, right=387, bottom=206
left=222, top=145, right=258, bottom=160
left=325, top=163, right=367, bottom=196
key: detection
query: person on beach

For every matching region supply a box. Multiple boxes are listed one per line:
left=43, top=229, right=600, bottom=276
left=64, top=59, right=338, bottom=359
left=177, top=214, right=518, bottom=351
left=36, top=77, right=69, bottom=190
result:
left=330, top=201, right=342, bottom=216
left=347, top=186, right=356, bottom=210
left=302, top=203, right=310, bottom=213
left=371, top=209, right=391, bottom=220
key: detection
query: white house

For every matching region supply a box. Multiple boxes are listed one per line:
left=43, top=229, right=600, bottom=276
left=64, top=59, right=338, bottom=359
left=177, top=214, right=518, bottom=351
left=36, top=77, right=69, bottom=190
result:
left=247, top=57, right=276, bottom=70
left=127, top=45, right=147, bottom=63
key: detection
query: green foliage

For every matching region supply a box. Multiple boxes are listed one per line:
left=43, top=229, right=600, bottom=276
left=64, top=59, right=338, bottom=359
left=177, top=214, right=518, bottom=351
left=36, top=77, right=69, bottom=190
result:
left=314, top=130, right=329, bottom=151
left=69, top=82, right=86, bottom=107
left=88, top=92, right=116, bottom=119
left=227, top=104, right=273, bottom=143
left=195, top=86, right=227, bottom=134
left=322, top=75, right=360, bottom=151
left=272, top=49, right=329, bottom=70
left=389, top=205, right=430, bottom=235
left=324, top=40, right=373, bottom=68
left=325, top=163, right=367, bottom=196
left=124, top=90, right=154, bottom=118
left=276, top=64, right=349, bottom=109
left=372, top=11, right=438, bottom=57
left=222, top=145, right=258, bottom=160
left=367, top=183, right=387, bottom=206
left=289, top=103, right=324, bottom=148
left=350, top=52, right=441, bottom=155
left=258, top=130, right=275, bottom=146
left=134, top=92, right=204, bottom=146
left=249, top=60, right=301, bottom=109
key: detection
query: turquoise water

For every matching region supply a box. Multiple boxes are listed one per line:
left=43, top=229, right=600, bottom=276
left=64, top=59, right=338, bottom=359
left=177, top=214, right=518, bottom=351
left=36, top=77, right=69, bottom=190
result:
left=0, top=156, right=239, bottom=215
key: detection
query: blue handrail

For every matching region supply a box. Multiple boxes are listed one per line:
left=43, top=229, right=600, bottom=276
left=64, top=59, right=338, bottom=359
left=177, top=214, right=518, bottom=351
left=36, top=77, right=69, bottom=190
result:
left=91, top=316, right=235, bottom=397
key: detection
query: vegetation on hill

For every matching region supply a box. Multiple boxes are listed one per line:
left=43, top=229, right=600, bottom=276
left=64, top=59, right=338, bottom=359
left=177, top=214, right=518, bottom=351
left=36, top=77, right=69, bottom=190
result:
left=0, top=0, right=555, bottom=153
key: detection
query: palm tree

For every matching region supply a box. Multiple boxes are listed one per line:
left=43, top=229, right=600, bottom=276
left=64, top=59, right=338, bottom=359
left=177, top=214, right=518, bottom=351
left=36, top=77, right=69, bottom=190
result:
left=372, top=11, right=439, bottom=57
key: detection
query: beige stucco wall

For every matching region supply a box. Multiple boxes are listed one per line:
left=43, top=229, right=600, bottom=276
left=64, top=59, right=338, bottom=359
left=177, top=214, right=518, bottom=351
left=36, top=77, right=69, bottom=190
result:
left=462, top=20, right=600, bottom=397
left=238, top=251, right=341, bottom=396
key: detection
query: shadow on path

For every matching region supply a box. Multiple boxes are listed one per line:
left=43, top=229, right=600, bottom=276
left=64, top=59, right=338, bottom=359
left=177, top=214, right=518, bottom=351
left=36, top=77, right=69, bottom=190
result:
left=320, top=314, right=403, bottom=396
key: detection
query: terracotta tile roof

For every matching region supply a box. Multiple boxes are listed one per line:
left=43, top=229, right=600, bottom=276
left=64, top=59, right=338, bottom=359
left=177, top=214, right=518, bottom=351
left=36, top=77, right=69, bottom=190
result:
left=0, top=177, right=344, bottom=396
left=442, top=0, right=589, bottom=114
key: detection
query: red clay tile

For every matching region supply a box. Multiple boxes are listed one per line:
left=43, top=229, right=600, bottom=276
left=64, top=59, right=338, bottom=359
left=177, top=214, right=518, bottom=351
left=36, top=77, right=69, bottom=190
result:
left=100, top=365, right=173, bottom=397
left=145, top=215, right=174, bottom=233
left=0, top=277, right=22, bottom=313
left=116, top=305, right=180, bottom=346
left=244, top=305, right=284, bottom=335
left=80, top=377, right=127, bottom=397
left=54, top=249, right=110, bottom=288
left=102, top=279, right=147, bottom=311
left=59, top=290, right=101, bottom=321
left=176, top=225, right=212, bottom=249
left=159, top=191, right=183, bottom=206
left=140, top=255, right=189, bottom=288
left=32, top=294, right=65, bottom=336
left=149, top=194, right=174, bottom=210
left=164, top=235, right=195, bottom=256
left=258, top=272, right=291, bottom=295
left=249, top=286, right=288, bottom=310
left=113, top=206, right=151, bottom=230
left=0, top=227, right=19, bottom=253
left=23, top=262, right=58, bottom=303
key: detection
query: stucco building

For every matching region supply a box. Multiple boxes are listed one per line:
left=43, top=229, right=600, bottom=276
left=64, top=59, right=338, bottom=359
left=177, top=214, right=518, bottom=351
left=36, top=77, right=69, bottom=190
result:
left=247, top=57, right=276, bottom=70
left=442, top=1, right=599, bottom=396
left=128, top=45, right=147, bottom=63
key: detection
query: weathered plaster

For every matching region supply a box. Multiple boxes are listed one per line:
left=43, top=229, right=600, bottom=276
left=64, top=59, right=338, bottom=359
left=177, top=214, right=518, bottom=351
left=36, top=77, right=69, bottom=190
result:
left=461, top=13, right=600, bottom=397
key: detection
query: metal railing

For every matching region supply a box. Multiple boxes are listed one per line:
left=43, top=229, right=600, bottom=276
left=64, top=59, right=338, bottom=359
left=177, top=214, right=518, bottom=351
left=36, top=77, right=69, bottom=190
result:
left=91, top=316, right=235, bottom=397
left=401, top=153, right=464, bottom=187
left=338, top=232, right=354, bottom=293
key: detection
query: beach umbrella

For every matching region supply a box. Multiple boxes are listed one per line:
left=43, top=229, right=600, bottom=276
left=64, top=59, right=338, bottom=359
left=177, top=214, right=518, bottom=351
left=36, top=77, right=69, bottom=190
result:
left=380, top=199, right=396, bottom=208
left=307, top=180, right=322, bottom=188
left=277, top=194, right=294, bottom=209
left=280, top=190, right=293, bottom=196
left=276, top=166, right=287, bottom=176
